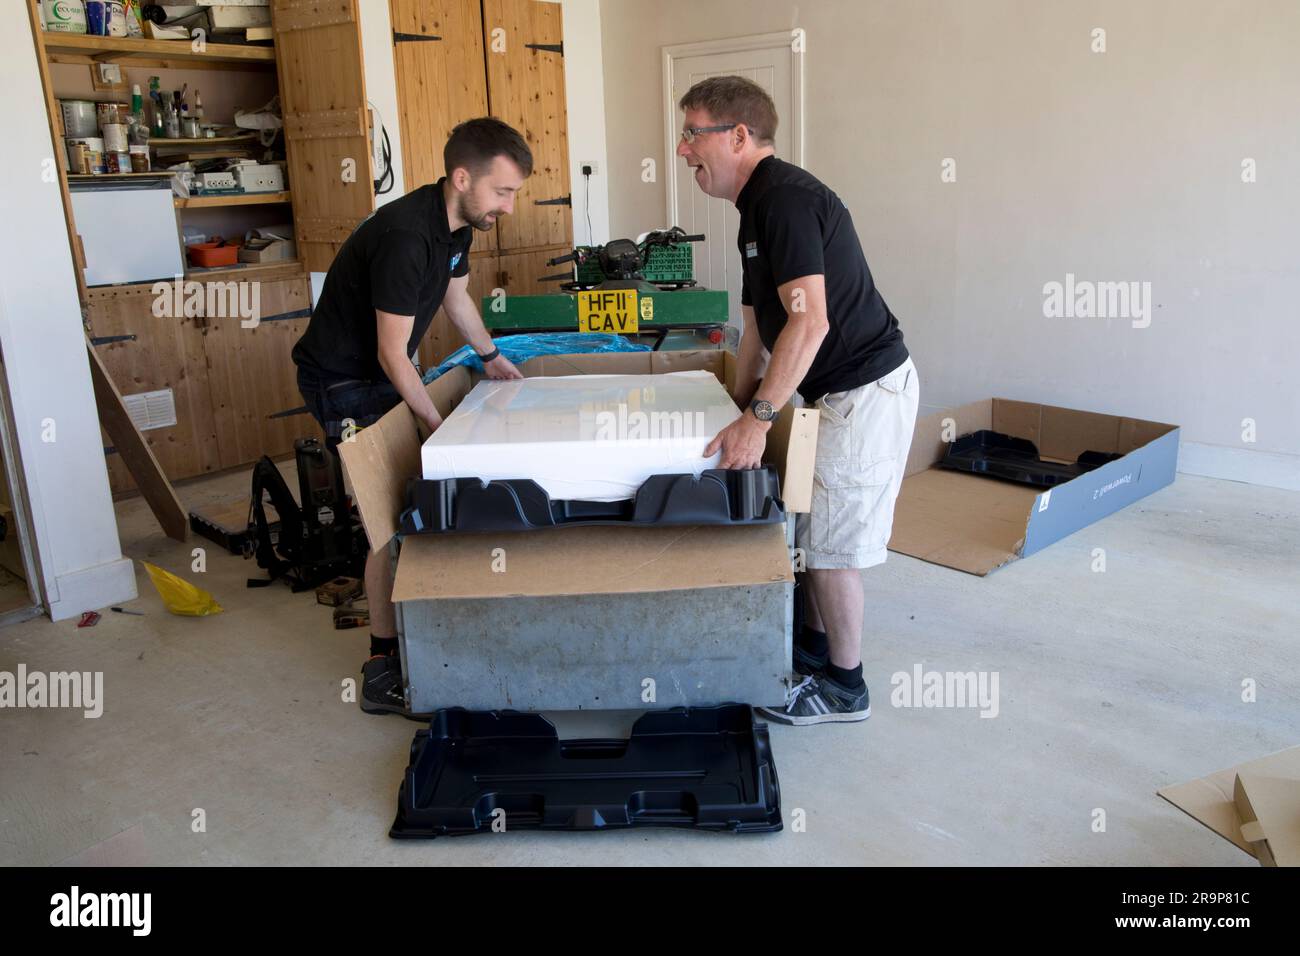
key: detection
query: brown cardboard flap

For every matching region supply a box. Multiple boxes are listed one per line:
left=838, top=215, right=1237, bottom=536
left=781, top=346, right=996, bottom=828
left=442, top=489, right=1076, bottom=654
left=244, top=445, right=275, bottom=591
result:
left=990, top=399, right=1179, bottom=462
left=1037, top=406, right=1124, bottom=460
left=1118, top=416, right=1179, bottom=454
left=338, top=403, right=421, bottom=555
left=767, top=408, right=819, bottom=514
left=1158, top=745, right=1300, bottom=861
left=339, top=367, right=472, bottom=554
left=1233, top=770, right=1300, bottom=867
left=906, top=400, right=992, bottom=478
left=888, top=468, right=1037, bottom=575
left=988, top=400, right=1043, bottom=450
left=652, top=349, right=726, bottom=380
left=392, top=522, right=793, bottom=601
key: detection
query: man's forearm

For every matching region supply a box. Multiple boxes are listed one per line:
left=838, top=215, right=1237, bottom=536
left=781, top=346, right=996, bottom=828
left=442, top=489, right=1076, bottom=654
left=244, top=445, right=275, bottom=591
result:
left=754, top=314, right=828, bottom=409
left=378, top=349, right=440, bottom=427
left=734, top=323, right=767, bottom=409
left=444, top=294, right=494, bottom=354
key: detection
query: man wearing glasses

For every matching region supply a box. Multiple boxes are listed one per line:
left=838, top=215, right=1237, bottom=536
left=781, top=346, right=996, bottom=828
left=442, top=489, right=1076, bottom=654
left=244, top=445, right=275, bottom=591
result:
left=680, top=75, right=919, bottom=726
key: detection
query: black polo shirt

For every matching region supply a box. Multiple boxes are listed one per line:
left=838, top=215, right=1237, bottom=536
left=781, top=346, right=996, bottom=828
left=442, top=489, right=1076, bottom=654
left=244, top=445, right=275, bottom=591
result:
left=292, top=179, right=472, bottom=383
left=737, top=156, right=908, bottom=402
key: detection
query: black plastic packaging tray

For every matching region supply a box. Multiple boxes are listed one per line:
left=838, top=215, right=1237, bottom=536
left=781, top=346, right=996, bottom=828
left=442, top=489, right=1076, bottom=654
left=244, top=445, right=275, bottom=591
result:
left=399, top=465, right=784, bottom=535
left=940, top=429, right=1121, bottom=488
left=390, top=704, right=782, bottom=838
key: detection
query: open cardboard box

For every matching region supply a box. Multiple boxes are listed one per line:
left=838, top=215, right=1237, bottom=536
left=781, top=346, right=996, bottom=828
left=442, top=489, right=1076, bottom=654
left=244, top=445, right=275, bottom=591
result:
left=338, top=350, right=818, bottom=605
left=889, top=398, right=1180, bottom=575
left=1159, top=746, right=1300, bottom=866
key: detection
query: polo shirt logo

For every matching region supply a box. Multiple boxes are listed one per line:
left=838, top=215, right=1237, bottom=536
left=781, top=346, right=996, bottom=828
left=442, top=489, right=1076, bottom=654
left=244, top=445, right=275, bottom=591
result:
left=745, top=241, right=758, bottom=259
left=449, top=252, right=463, bottom=270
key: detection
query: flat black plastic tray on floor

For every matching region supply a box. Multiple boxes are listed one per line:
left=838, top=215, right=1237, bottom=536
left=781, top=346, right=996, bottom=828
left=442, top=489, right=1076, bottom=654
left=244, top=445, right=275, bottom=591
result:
left=398, top=465, right=783, bottom=535
left=940, top=429, right=1121, bottom=488
left=390, top=704, right=782, bottom=838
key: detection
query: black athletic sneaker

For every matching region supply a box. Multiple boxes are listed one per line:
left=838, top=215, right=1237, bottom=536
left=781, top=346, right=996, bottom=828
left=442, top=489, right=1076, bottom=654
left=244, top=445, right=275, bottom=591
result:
left=758, top=674, right=870, bottom=725
left=359, top=655, right=409, bottom=716
left=793, top=643, right=828, bottom=677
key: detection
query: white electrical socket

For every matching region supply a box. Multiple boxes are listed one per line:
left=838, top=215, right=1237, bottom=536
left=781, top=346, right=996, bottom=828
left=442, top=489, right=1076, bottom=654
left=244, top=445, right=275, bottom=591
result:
left=99, top=63, right=123, bottom=85
left=579, top=160, right=599, bottom=176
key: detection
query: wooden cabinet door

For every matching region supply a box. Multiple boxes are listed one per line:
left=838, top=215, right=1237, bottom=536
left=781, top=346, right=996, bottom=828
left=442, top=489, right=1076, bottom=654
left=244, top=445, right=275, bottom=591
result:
left=202, top=274, right=318, bottom=468
left=86, top=285, right=220, bottom=495
left=482, top=0, right=572, bottom=252
left=390, top=0, right=495, bottom=256
left=495, top=245, right=572, bottom=297
left=272, top=0, right=375, bottom=272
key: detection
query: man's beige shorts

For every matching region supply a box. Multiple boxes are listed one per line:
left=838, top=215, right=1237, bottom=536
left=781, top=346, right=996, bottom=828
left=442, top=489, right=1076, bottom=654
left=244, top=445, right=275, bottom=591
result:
left=795, top=357, right=920, bottom=570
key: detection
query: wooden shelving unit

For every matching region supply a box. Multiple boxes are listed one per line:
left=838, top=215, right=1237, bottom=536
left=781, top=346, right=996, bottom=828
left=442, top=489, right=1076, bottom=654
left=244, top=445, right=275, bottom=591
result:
left=68, top=172, right=171, bottom=181
left=151, top=134, right=261, bottom=147
left=42, top=34, right=276, bottom=69
left=175, top=191, right=291, bottom=209
left=182, top=259, right=304, bottom=281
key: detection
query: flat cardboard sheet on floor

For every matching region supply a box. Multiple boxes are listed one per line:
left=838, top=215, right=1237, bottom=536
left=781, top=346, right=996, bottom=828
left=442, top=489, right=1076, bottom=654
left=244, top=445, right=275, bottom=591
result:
left=338, top=350, right=817, bottom=602
left=1158, top=745, right=1300, bottom=864
left=888, top=398, right=1179, bottom=574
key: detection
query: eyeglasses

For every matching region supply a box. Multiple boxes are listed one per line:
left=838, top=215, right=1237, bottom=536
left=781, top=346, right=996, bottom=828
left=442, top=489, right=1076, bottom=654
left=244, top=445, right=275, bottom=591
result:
left=680, top=123, right=737, bottom=144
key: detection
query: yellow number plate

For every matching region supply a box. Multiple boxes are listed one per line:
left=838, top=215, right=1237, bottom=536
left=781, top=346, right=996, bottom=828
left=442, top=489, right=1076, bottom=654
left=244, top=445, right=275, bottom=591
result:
left=577, top=290, right=639, bottom=333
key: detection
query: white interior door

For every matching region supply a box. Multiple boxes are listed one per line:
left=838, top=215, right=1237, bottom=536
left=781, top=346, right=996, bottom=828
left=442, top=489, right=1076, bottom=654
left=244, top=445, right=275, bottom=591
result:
left=664, top=34, right=803, bottom=333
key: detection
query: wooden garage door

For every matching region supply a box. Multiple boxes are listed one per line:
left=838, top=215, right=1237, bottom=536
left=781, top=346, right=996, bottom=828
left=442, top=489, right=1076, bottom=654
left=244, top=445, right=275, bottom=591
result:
left=390, top=0, right=496, bottom=256
left=483, top=0, right=573, bottom=252
left=272, top=0, right=375, bottom=272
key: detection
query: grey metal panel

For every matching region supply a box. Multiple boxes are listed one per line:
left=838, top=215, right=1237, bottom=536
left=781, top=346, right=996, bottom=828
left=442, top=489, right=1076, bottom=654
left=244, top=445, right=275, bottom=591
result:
left=399, top=583, right=791, bottom=712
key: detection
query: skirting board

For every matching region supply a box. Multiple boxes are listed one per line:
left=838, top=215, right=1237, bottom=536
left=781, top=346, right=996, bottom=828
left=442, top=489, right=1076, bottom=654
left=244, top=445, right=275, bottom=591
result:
left=1178, top=442, right=1300, bottom=492
left=44, top=556, right=137, bottom=622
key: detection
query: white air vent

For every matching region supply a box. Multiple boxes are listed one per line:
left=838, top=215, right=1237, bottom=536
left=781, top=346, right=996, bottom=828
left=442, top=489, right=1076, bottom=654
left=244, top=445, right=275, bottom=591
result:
left=123, top=389, right=178, bottom=432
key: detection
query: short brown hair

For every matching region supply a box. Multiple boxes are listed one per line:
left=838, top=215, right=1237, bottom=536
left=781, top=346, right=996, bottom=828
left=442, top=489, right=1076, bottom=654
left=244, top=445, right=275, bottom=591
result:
left=678, top=75, right=778, bottom=146
left=444, top=117, right=534, bottom=178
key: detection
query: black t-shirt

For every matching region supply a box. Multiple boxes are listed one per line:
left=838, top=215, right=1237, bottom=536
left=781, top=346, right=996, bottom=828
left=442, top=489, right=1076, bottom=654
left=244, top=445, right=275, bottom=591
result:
left=737, top=156, right=908, bottom=402
left=292, top=179, right=472, bottom=382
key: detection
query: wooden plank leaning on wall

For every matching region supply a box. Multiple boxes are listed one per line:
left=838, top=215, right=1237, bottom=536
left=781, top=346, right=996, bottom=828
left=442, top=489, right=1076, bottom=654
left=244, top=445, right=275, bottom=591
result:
left=86, top=341, right=188, bottom=542
left=273, top=0, right=376, bottom=272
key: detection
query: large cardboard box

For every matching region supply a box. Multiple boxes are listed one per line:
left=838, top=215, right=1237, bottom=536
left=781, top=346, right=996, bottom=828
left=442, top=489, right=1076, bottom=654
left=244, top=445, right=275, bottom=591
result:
left=338, top=350, right=819, bottom=711
left=889, top=398, right=1180, bottom=574
left=1159, top=746, right=1300, bottom=867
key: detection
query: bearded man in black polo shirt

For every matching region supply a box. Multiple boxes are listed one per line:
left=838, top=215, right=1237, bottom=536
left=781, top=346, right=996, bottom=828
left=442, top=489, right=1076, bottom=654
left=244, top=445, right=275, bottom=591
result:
left=293, top=118, right=529, bottom=717
left=680, top=76, right=920, bottom=726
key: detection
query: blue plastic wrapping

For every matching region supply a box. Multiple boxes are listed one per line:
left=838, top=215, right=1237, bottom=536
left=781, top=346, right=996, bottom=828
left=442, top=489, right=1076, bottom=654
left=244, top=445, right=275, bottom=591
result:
left=421, top=332, right=650, bottom=384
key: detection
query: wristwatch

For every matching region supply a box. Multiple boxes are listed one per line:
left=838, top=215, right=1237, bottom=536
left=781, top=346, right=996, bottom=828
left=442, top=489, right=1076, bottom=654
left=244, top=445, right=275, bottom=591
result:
left=749, top=398, right=779, bottom=423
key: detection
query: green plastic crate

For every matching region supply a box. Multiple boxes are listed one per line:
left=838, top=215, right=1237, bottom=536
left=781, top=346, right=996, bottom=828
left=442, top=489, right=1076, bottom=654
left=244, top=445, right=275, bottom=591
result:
left=574, top=242, right=694, bottom=284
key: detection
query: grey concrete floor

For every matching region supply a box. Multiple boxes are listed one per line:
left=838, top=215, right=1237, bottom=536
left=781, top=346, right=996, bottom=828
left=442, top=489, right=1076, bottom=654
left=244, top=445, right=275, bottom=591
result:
left=0, top=467, right=1295, bottom=866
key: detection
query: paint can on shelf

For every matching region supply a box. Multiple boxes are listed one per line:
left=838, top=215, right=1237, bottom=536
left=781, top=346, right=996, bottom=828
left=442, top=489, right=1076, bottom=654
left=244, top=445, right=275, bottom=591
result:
left=68, top=142, right=90, bottom=175
left=84, top=1, right=107, bottom=36
left=60, top=100, right=98, bottom=138
left=41, top=1, right=88, bottom=34
left=66, top=136, right=105, bottom=174
left=129, top=145, right=151, bottom=172
left=106, top=1, right=127, bottom=37
left=102, top=123, right=129, bottom=153
left=96, top=102, right=122, bottom=129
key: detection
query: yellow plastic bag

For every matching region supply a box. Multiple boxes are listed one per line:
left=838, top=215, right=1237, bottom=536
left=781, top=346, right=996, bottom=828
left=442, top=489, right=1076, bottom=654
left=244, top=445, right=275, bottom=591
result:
left=142, top=562, right=223, bottom=617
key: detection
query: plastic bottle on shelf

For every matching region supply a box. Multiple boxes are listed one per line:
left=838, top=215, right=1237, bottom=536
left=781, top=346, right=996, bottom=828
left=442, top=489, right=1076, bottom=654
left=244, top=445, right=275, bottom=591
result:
left=149, top=76, right=165, bottom=139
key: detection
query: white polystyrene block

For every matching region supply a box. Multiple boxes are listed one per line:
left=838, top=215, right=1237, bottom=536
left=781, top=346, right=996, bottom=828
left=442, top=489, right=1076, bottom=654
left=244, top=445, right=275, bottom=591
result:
left=420, top=371, right=741, bottom=501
